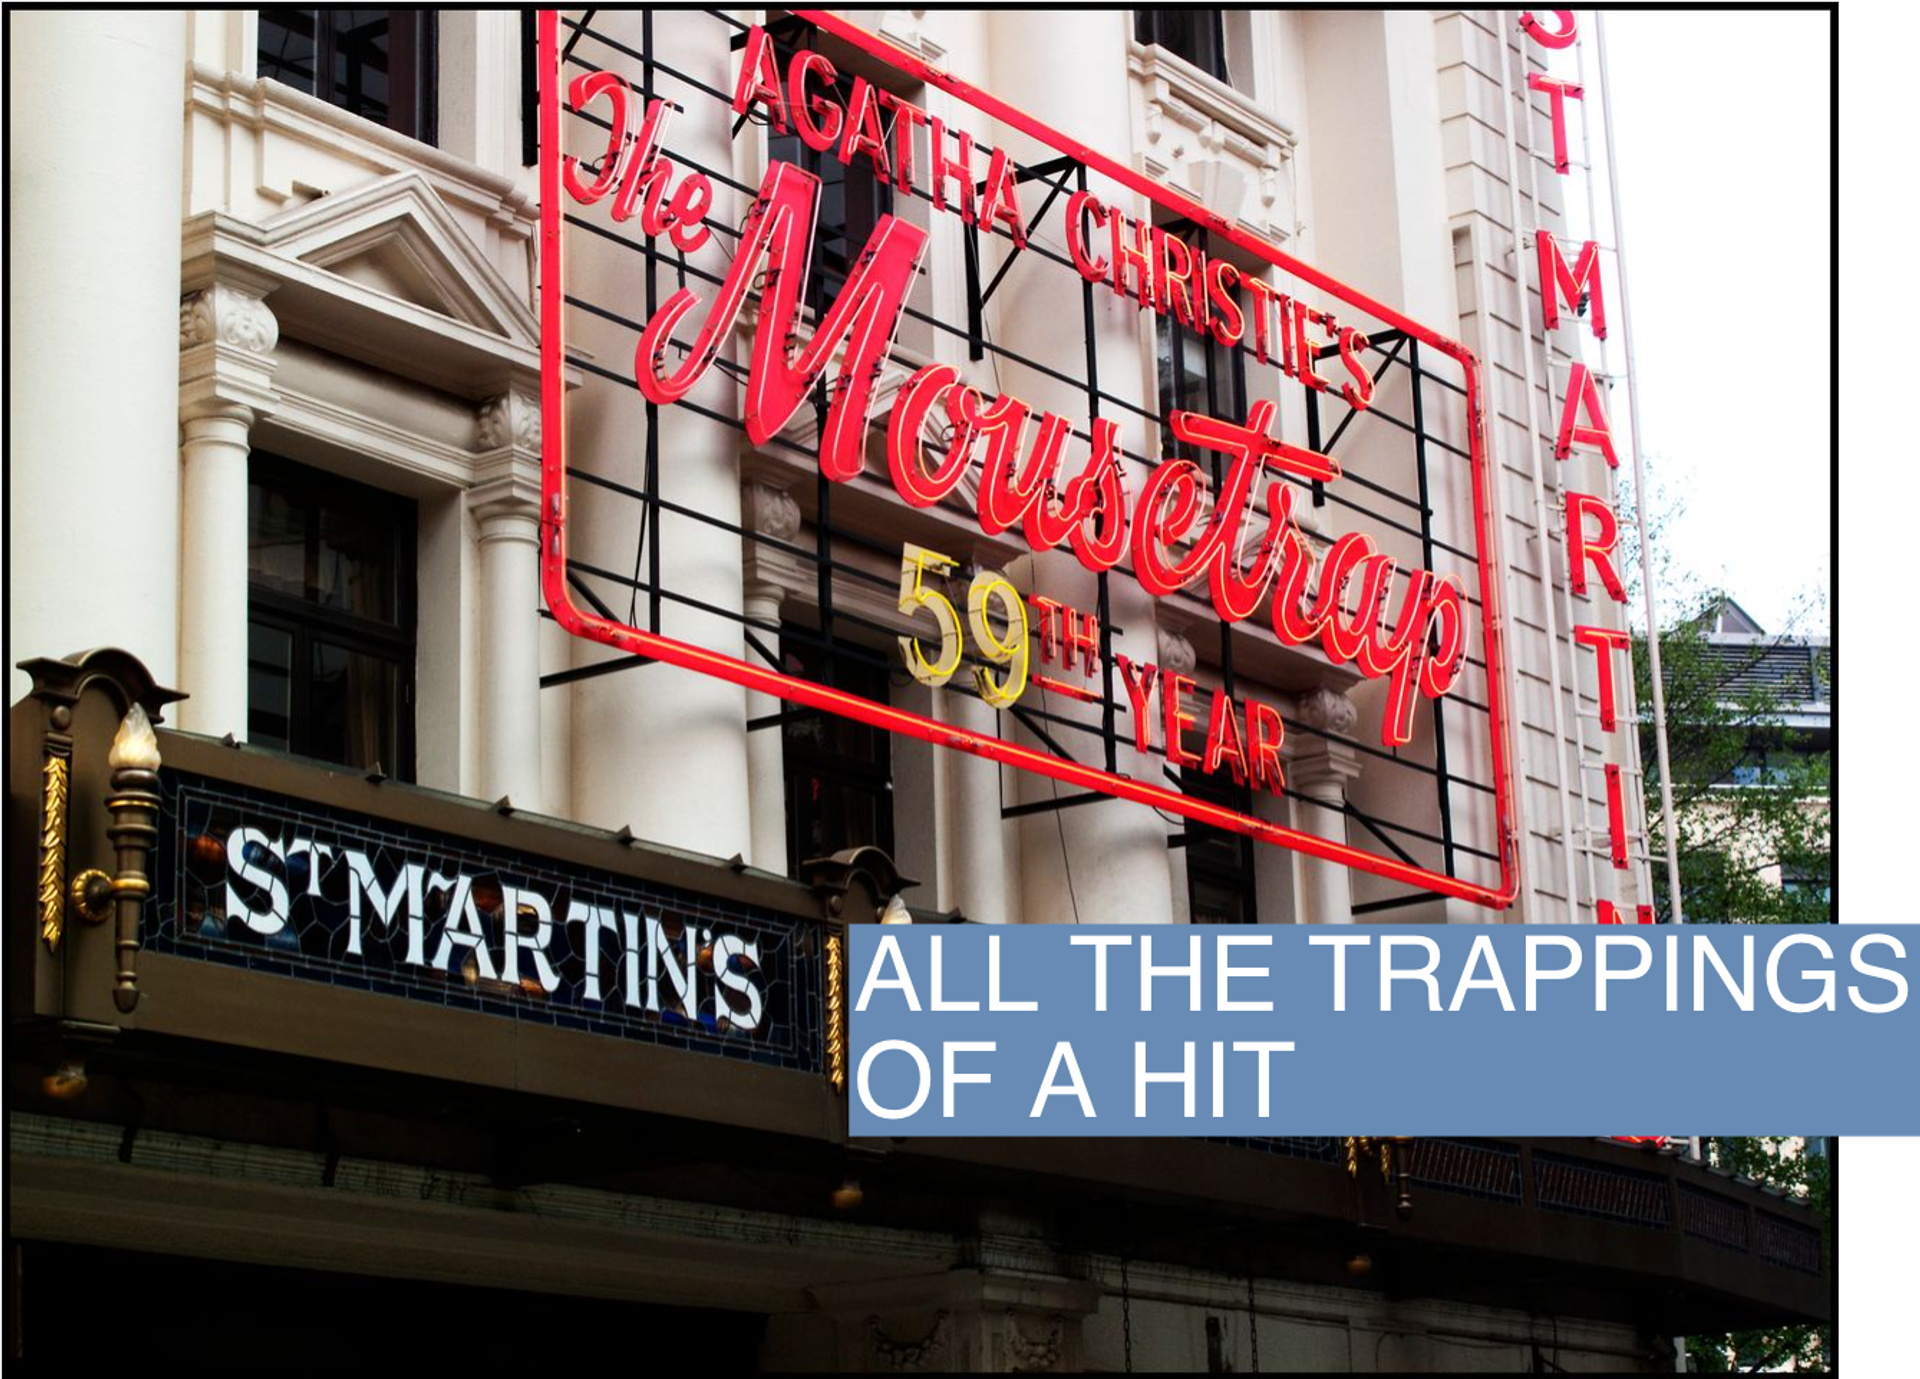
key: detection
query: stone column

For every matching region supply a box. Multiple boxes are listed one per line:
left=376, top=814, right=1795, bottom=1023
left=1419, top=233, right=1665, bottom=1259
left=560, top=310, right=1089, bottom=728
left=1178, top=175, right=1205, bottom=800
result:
left=10, top=10, right=188, bottom=701
left=1291, top=688, right=1363, bottom=925
left=793, top=1271, right=1102, bottom=1373
left=989, top=6, right=1178, bottom=927
left=177, top=282, right=281, bottom=738
left=566, top=10, right=751, bottom=856
left=941, top=675, right=1014, bottom=926
left=472, top=393, right=545, bottom=811
left=741, top=478, right=802, bottom=875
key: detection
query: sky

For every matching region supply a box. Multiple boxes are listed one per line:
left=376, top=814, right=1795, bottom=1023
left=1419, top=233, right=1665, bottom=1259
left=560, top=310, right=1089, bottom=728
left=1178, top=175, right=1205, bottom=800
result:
left=1586, top=11, right=1832, bottom=635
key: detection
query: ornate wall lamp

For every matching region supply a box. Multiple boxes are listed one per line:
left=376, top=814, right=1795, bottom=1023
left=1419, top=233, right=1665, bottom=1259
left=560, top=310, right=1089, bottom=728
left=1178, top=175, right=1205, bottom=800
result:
left=1345, top=1135, right=1417, bottom=1221
left=802, top=846, right=919, bottom=1099
left=19, top=648, right=184, bottom=1023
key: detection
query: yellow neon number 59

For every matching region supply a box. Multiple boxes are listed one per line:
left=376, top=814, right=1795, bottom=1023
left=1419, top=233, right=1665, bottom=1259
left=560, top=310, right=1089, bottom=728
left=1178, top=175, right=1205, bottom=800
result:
left=967, top=571, right=1029, bottom=708
left=897, top=544, right=963, bottom=686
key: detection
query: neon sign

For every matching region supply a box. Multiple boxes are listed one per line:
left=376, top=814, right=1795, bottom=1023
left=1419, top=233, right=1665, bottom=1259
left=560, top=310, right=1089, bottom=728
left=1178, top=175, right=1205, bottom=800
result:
left=537, top=10, right=1520, bottom=909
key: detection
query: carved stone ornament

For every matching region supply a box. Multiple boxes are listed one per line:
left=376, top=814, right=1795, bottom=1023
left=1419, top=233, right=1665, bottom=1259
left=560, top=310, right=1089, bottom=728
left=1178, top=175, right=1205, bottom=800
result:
left=742, top=480, right=802, bottom=542
left=1296, top=685, right=1358, bottom=736
left=1005, top=1311, right=1064, bottom=1373
left=179, top=284, right=279, bottom=354
left=476, top=393, right=542, bottom=452
left=867, top=1312, right=950, bottom=1372
left=1156, top=624, right=1197, bottom=677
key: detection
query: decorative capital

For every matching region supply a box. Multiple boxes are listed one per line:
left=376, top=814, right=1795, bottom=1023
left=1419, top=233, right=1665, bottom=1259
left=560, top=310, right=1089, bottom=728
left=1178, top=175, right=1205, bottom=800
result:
left=867, top=1311, right=950, bottom=1372
left=1296, top=685, right=1358, bottom=737
left=742, top=479, right=802, bottom=543
left=1156, top=624, right=1196, bottom=677
left=476, top=392, right=542, bottom=453
left=179, top=284, right=279, bottom=355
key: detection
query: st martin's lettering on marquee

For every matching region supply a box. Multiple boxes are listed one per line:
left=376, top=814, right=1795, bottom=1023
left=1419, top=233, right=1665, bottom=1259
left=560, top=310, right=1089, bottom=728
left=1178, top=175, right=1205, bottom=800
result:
left=149, top=772, right=816, bottom=1070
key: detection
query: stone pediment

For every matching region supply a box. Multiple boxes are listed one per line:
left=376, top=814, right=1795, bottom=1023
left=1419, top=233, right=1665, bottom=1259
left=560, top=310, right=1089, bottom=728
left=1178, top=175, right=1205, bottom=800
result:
left=182, top=171, right=548, bottom=399
left=255, top=171, right=538, bottom=349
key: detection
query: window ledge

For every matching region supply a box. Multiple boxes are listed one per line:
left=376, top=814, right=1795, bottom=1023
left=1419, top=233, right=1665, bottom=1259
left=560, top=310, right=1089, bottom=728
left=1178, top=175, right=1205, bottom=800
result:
left=1128, top=39, right=1297, bottom=245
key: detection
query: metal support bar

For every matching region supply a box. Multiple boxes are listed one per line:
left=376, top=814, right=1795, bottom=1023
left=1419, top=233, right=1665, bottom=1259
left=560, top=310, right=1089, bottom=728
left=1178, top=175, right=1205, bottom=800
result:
left=540, top=653, right=656, bottom=689
left=1003, top=792, right=1112, bottom=821
left=1410, top=340, right=1458, bottom=880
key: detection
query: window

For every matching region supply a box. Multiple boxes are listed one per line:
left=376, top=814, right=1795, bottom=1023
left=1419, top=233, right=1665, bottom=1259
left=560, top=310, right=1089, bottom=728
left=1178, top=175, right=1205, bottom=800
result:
left=248, top=455, right=417, bottom=779
left=780, top=629, right=894, bottom=875
left=1135, top=10, right=1227, bottom=83
left=1183, top=765, right=1258, bottom=924
left=1157, top=310, right=1247, bottom=436
left=259, top=9, right=437, bottom=144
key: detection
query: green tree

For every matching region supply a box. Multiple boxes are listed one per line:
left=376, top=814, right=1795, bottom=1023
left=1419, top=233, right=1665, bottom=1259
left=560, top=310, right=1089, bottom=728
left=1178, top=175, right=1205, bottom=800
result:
left=1635, top=588, right=1831, bottom=926
left=1684, top=1138, right=1833, bottom=1374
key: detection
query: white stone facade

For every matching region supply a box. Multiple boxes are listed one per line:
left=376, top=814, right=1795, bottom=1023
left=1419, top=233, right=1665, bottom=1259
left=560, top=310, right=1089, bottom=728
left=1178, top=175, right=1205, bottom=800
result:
left=7, top=13, right=1664, bottom=1361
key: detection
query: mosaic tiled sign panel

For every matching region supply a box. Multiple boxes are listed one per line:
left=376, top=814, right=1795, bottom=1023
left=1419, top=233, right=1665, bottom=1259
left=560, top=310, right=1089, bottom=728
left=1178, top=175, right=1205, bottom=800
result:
left=149, top=772, right=821, bottom=1073
left=538, top=9, right=1519, bottom=910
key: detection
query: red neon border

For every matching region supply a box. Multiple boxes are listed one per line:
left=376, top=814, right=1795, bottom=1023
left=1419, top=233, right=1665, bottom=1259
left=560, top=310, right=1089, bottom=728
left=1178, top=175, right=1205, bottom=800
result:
left=536, top=10, right=1520, bottom=910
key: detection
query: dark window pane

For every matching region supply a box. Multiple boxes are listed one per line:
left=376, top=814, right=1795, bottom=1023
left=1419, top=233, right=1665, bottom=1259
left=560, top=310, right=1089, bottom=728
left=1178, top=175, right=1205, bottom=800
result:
left=259, top=8, right=319, bottom=92
left=1183, top=765, right=1257, bottom=923
left=248, top=482, right=308, bottom=600
left=781, top=628, right=894, bottom=876
left=315, top=497, right=400, bottom=623
left=258, top=8, right=433, bottom=145
left=331, top=11, right=392, bottom=128
left=247, top=454, right=415, bottom=779
left=1136, top=10, right=1227, bottom=81
left=247, top=622, right=294, bottom=752
left=309, top=641, right=400, bottom=773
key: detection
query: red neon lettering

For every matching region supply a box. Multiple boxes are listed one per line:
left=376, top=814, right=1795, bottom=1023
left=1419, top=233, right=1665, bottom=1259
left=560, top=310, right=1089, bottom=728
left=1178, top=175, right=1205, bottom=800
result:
left=1519, top=10, right=1578, bottom=49
left=1356, top=568, right=1431, bottom=697
left=1062, top=607, right=1101, bottom=677
left=1067, top=418, right=1130, bottom=572
left=789, top=50, right=843, bottom=151
left=1207, top=259, right=1245, bottom=349
left=1270, top=517, right=1329, bottom=646
left=1115, top=656, right=1160, bottom=753
left=1416, top=580, right=1468, bottom=703
left=1028, top=594, right=1065, bottom=663
left=1594, top=902, right=1654, bottom=925
left=1203, top=689, right=1250, bottom=786
left=565, top=84, right=715, bottom=257
left=882, top=91, right=929, bottom=193
left=1312, top=534, right=1379, bottom=665
left=632, top=161, right=927, bottom=483
left=1132, top=460, right=1208, bottom=596
left=1527, top=72, right=1584, bottom=175
left=886, top=364, right=972, bottom=506
left=1065, top=191, right=1109, bottom=281
left=1573, top=624, right=1631, bottom=732
left=1163, top=673, right=1201, bottom=769
left=1248, top=699, right=1286, bottom=795
left=977, top=147, right=1028, bottom=249
left=928, top=117, right=976, bottom=224
left=839, top=78, right=893, bottom=182
left=1157, top=232, right=1200, bottom=330
left=1110, top=211, right=1156, bottom=308
left=1295, top=302, right=1334, bottom=391
left=1537, top=229, right=1607, bottom=340
left=731, top=25, right=789, bottom=133
left=1338, top=327, right=1375, bottom=410
left=1243, top=276, right=1279, bottom=365
left=1554, top=363, right=1621, bottom=467
left=564, top=71, right=635, bottom=204
left=1566, top=491, right=1627, bottom=603
left=1605, top=763, right=1629, bottom=869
